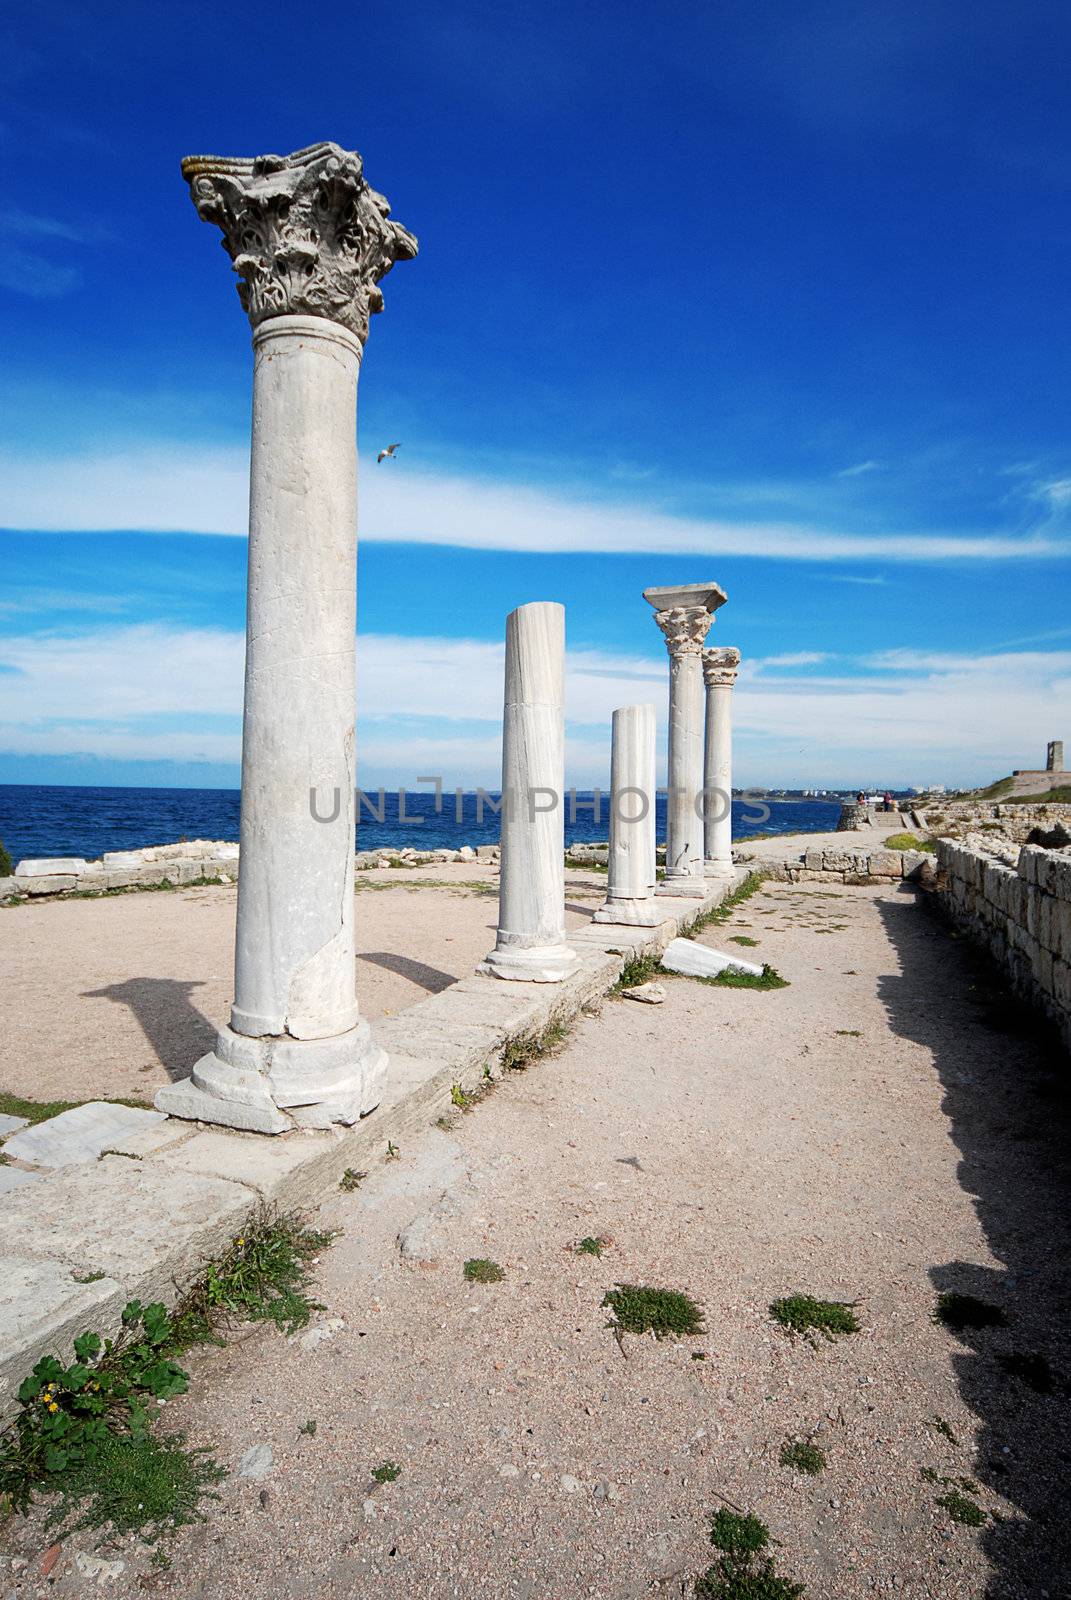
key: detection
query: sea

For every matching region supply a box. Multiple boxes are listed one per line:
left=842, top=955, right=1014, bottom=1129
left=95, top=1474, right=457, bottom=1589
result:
left=0, top=784, right=843, bottom=864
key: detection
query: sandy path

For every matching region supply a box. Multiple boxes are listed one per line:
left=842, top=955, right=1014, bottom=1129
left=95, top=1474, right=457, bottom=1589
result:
left=0, top=864, right=606, bottom=1103
left=8, top=878, right=1067, bottom=1598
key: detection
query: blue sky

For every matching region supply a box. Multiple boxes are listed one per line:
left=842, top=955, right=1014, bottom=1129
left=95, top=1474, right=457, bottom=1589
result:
left=3, top=0, right=1069, bottom=790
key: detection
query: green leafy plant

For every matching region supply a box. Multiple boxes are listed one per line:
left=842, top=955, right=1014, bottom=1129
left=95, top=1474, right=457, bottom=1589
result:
left=885, top=833, right=937, bottom=853
left=501, top=1017, right=570, bottom=1071
left=0, top=1299, right=191, bottom=1515
left=780, top=1439, right=826, bottom=1475
left=386, top=1141, right=400, bottom=1160
left=576, top=1236, right=604, bottom=1257
left=614, top=952, right=663, bottom=991
left=697, top=1509, right=805, bottom=1599
left=933, top=1292, right=1007, bottom=1332
left=339, top=1168, right=366, bottom=1192
left=43, top=1432, right=224, bottom=1543
left=0, top=840, right=12, bottom=877
left=936, top=1488, right=986, bottom=1527
left=372, top=1460, right=402, bottom=1483
left=299, top=1418, right=317, bottom=1436
left=769, top=1295, right=859, bottom=1339
left=464, top=1258, right=505, bottom=1284
left=707, top=965, right=789, bottom=991
left=450, top=1082, right=471, bottom=1110
left=602, top=1283, right=704, bottom=1339
left=174, top=1212, right=335, bottom=1340
left=929, top=1415, right=958, bottom=1443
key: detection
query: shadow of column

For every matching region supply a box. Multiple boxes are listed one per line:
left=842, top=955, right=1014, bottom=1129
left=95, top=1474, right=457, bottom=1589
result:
left=82, top=978, right=217, bottom=1083
left=357, top=951, right=458, bottom=994
left=875, top=889, right=1071, bottom=1596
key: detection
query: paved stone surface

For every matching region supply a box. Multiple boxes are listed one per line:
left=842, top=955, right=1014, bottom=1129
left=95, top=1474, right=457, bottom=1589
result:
left=0, top=1165, right=39, bottom=1194
left=0, top=1113, right=30, bottom=1136
left=0, top=1257, right=125, bottom=1414
left=3, top=1102, right=167, bottom=1169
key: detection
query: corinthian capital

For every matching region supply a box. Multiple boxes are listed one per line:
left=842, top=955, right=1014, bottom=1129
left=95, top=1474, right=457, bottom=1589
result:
left=703, top=646, right=741, bottom=687
left=182, top=142, right=417, bottom=343
left=653, top=606, right=714, bottom=657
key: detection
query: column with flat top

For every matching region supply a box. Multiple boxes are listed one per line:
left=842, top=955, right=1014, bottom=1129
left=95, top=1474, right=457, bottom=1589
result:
left=593, top=704, right=661, bottom=925
left=157, top=143, right=416, bottom=1132
left=702, top=646, right=740, bottom=875
left=479, top=602, right=579, bottom=983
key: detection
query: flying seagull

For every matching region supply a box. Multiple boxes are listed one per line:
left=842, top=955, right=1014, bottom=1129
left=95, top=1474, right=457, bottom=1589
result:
left=377, top=442, right=401, bottom=463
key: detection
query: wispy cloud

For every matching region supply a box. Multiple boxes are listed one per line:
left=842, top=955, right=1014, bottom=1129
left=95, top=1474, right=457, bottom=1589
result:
left=837, top=460, right=882, bottom=478
left=2, top=449, right=1065, bottom=564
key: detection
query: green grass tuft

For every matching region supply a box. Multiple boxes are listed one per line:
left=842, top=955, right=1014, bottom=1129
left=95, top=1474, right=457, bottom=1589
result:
left=710, top=1511, right=770, bottom=1557
left=463, top=1258, right=505, bottom=1284
left=885, top=833, right=937, bottom=852
left=372, top=1459, right=402, bottom=1483
left=44, top=1431, right=224, bottom=1543
left=500, top=1018, right=570, bottom=1071
left=0, top=1092, right=151, bottom=1127
left=602, top=1283, right=704, bottom=1339
left=933, top=1292, right=1007, bottom=1332
left=780, top=1439, right=826, bottom=1475
left=706, top=964, right=789, bottom=990
left=728, top=935, right=760, bottom=947
left=169, top=1211, right=336, bottom=1345
left=698, top=1508, right=805, bottom=1599
left=770, top=1295, right=859, bottom=1339
left=576, top=1236, right=603, bottom=1257
left=936, top=1488, right=986, bottom=1527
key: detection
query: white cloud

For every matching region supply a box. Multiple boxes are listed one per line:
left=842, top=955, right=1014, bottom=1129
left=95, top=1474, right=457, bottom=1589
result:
left=1, top=447, right=1064, bottom=562
left=0, top=625, right=1067, bottom=788
left=837, top=460, right=882, bottom=478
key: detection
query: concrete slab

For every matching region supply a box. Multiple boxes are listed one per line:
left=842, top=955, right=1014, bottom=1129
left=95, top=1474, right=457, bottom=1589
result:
left=14, top=857, right=87, bottom=877
left=0, top=1259, right=127, bottom=1416
left=0, top=1161, right=252, bottom=1299
left=4, top=1102, right=168, bottom=1170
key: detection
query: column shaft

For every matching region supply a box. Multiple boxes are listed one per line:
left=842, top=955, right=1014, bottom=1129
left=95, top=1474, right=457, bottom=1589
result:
left=703, top=681, right=733, bottom=868
left=663, top=650, right=706, bottom=888
left=480, top=602, right=578, bottom=982
left=593, top=704, right=661, bottom=925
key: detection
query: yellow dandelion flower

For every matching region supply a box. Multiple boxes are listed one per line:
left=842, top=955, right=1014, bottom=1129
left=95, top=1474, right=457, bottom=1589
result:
left=48, top=1402, right=59, bottom=1413
left=236, top=1237, right=245, bottom=1247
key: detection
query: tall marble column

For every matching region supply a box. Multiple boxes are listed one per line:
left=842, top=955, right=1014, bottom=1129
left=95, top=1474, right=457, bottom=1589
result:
left=643, top=584, right=727, bottom=896
left=702, top=647, right=741, bottom=875
left=157, top=143, right=416, bottom=1133
left=593, top=704, right=661, bottom=925
left=480, top=602, right=578, bottom=982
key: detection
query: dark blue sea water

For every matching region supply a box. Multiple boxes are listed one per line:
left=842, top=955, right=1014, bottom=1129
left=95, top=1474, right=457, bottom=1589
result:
left=0, top=784, right=842, bottom=864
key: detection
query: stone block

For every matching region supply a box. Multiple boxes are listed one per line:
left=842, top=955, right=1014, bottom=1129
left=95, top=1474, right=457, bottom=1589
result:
left=1051, top=958, right=1071, bottom=1009
left=1025, top=884, right=1043, bottom=939
left=0, top=1162, right=252, bottom=1300
left=4, top=1103, right=167, bottom=1170
left=0, top=1113, right=30, bottom=1137
left=0, top=1167, right=40, bottom=1194
left=14, top=857, right=87, bottom=877
left=102, top=850, right=147, bottom=868
left=0, top=876, right=15, bottom=900
left=14, top=875, right=77, bottom=896
left=804, top=848, right=824, bottom=871
left=155, top=1129, right=338, bottom=1210
left=0, top=1259, right=127, bottom=1421
left=867, top=851, right=901, bottom=877
left=661, top=938, right=763, bottom=979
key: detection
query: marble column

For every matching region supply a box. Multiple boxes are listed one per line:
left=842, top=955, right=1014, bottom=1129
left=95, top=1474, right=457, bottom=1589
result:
left=479, top=602, right=578, bottom=982
left=702, top=647, right=741, bottom=875
left=643, top=584, right=727, bottom=896
left=593, top=704, right=661, bottom=925
left=157, top=143, right=416, bottom=1133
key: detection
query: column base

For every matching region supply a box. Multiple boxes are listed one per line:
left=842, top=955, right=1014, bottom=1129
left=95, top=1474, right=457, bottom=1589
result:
left=477, top=942, right=580, bottom=983
left=656, top=876, right=708, bottom=898
left=703, top=858, right=735, bottom=877
left=592, top=897, right=665, bottom=927
left=155, top=1020, right=387, bottom=1135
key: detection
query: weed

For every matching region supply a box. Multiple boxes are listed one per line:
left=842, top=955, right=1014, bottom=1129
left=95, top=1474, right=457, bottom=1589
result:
left=834, top=1029, right=862, bottom=1037
left=933, top=1292, right=1007, bottom=1332
left=500, top=1018, right=570, bottom=1071
left=339, top=1169, right=366, bottom=1192
left=706, top=965, right=789, bottom=991
left=44, top=1432, right=224, bottom=1543
left=614, top=952, right=663, bottom=991
left=386, top=1141, right=400, bottom=1160
left=998, top=1350, right=1055, bottom=1393
left=464, top=1258, right=505, bottom=1284
left=0, top=840, right=11, bottom=877
left=299, top=1419, right=317, bottom=1436
left=929, top=1415, right=958, bottom=1444
left=450, top=1083, right=471, bottom=1110
left=72, top=1272, right=106, bottom=1286
left=769, top=1295, right=859, bottom=1339
left=170, top=1212, right=336, bottom=1343
left=576, top=1237, right=603, bottom=1257
left=885, top=833, right=937, bottom=853
left=936, top=1488, right=986, bottom=1527
left=565, top=855, right=608, bottom=873
left=372, top=1460, right=402, bottom=1483
left=780, top=1439, right=826, bottom=1475
left=697, top=1509, right=805, bottom=1599
left=729, top=935, right=759, bottom=947
left=602, top=1284, right=704, bottom=1339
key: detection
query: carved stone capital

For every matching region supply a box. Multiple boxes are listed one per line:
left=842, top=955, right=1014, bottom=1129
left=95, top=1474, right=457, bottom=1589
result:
left=702, top=646, right=741, bottom=687
left=183, top=142, right=417, bottom=344
left=653, top=606, right=713, bottom=658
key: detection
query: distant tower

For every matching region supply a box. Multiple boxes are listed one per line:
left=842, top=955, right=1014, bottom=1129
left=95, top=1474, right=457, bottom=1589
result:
left=1047, top=740, right=1064, bottom=773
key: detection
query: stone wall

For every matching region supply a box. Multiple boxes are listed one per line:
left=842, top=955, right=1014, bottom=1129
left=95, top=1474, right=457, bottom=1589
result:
left=0, top=839, right=503, bottom=904
left=935, top=835, right=1071, bottom=1052
left=735, top=843, right=937, bottom=887
left=917, top=800, right=1071, bottom=843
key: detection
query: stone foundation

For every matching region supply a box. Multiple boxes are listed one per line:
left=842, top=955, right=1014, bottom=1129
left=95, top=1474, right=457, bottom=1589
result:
left=935, top=835, right=1071, bottom=1053
left=916, top=801, right=1071, bottom=842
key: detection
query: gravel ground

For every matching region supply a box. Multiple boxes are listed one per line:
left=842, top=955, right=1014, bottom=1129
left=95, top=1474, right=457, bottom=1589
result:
left=0, top=863, right=605, bottom=1103
left=3, top=879, right=1069, bottom=1598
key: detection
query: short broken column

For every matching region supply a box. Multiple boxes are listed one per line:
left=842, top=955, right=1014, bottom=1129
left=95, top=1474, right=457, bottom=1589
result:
left=702, top=646, right=741, bottom=875
left=593, top=704, right=661, bottom=925
left=156, top=143, right=416, bottom=1133
left=644, top=583, right=727, bottom=896
left=480, top=602, right=578, bottom=982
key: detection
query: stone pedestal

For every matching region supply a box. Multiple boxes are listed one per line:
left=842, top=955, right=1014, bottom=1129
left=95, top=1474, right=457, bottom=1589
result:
left=480, top=603, right=578, bottom=982
left=593, top=705, right=661, bottom=926
left=702, top=647, right=740, bottom=875
left=643, top=584, right=727, bottom=897
left=156, top=143, right=416, bottom=1133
